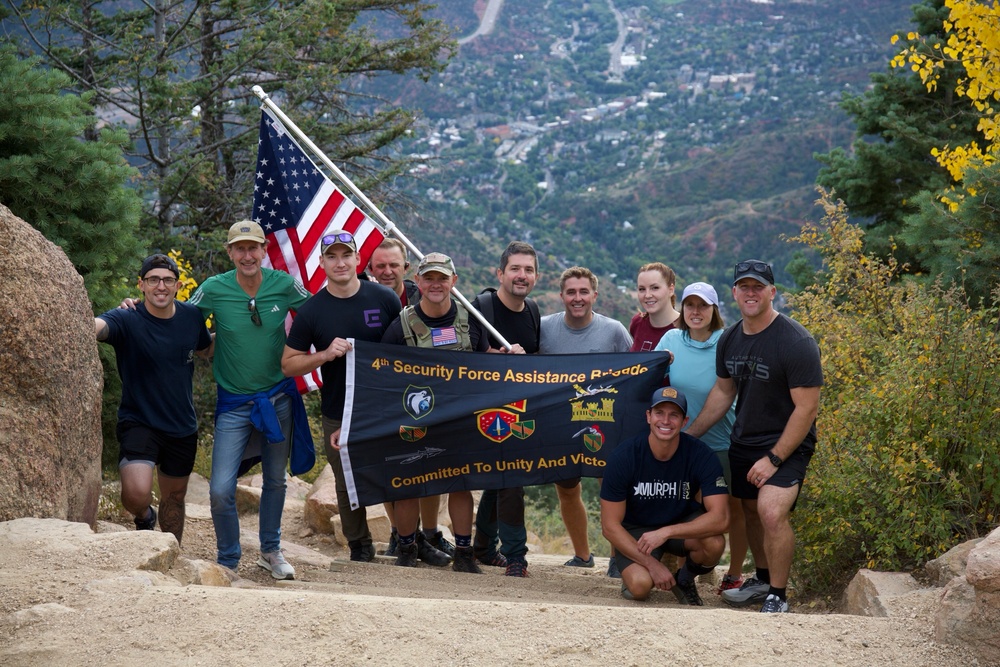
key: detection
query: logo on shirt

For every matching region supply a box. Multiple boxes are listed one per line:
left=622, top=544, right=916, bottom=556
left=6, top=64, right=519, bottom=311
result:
left=364, top=309, right=382, bottom=328
left=632, top=480, right=690, bottom=500
left=403, top=386, right=434, bottom=420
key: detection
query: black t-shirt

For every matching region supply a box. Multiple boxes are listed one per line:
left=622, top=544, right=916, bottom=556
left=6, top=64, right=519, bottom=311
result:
left=382, top=301, right=489, bottom=352
left=286, top=281, right=402, bottom=419
left=716, top=314, right=823, bottom=451
left=473, top=291, right=540, bottom=354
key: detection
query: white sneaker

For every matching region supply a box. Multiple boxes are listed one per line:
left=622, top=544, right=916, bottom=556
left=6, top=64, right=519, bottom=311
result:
left=258, top=550, right=295, bottom=580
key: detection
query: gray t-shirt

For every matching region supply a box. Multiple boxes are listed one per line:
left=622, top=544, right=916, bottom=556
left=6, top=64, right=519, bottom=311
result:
left=539, top=312, right=633, bottom=353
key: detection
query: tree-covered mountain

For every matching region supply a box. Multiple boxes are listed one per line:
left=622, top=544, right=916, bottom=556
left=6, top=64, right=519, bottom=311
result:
left=365, top=0, right=914, bottom=320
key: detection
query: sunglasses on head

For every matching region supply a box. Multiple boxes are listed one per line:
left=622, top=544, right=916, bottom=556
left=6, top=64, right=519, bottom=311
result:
left=734, top=261, right=773, bottom=281
left=322, top=232, right=355, bottom=246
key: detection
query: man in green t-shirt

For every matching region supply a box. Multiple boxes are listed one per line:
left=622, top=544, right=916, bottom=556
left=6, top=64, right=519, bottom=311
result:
left=188, top=220, right=312, bottom=580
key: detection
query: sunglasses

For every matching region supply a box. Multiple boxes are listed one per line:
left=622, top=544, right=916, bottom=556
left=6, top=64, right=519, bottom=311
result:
left=734, top=261, right=773, bottom=281
left=322, top=232, right=355, bottom=246
left=248, top=297, right=262, bottom=327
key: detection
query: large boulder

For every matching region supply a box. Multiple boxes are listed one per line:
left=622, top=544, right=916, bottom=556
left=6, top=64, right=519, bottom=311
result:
left=0, top=205, right=103, bottom=525
left=936, top=527, right=1000, bottom=664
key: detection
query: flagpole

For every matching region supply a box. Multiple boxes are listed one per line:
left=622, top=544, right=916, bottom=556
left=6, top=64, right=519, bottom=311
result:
left=251, top=85, right=514, bottom=351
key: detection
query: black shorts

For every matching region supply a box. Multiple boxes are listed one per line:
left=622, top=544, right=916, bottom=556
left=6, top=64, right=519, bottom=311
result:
left=116, top=421, right=198, bottom=478
left=612, top=511, right=704, bottom=572
left=728, top=444, right=811, bottom=501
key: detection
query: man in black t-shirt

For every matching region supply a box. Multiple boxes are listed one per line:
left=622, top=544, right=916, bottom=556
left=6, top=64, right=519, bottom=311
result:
left=282, top=231, right=402, bottom=563
left=470, top=241, right=541, bottom=577
left=687, top=259, right=823, bottom=614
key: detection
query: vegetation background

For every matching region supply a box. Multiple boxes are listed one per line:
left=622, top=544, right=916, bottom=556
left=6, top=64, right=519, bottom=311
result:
left=2, top=0, right=998, bottom=601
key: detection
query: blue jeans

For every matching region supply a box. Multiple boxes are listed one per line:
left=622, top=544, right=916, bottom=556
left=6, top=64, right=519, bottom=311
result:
left=209, top=393, right=291, bottom=568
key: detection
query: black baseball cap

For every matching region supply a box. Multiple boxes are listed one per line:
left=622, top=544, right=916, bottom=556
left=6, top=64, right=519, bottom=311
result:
left=733, top=259, right=774, bottom=286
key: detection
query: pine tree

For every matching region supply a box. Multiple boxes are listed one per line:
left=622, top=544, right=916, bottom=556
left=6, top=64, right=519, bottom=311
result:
left=0, top=45, right=143, bottom=312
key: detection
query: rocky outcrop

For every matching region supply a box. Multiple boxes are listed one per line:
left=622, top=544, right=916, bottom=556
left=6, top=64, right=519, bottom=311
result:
left=843, top=528, right=1000, bottom=664
left=0, top=205, right=103, bottom=525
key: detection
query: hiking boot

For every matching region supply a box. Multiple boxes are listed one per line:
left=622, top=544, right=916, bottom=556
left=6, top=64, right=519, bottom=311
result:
left=760, top=593, right=790, bottom=613
left=671, top=568, right=704, bottom=606
left=427, top=531, right=455, bottom=557
left=504, top=559, right=529, bottom=578
left=721, top=576, right=769, bottom=607
left=416, top=532, right=451, bottom=566
left=384, top=529, right=399, bottom=557
left=476, top=550, right=508, bottom=568
left=452, top=546, right=483, bottom=574
left=349, top=540, right=375, bottom=563
left=607, top=557, right=621, bottom=579
left=563, top=553, right=595, bottom=568
left=395, top=542, right=418, bottom=567
left=134, top=506, right=157, bottom=531
left=257, top=550, right=295, bottom=580
left=717, top=574, right=743, bottom=594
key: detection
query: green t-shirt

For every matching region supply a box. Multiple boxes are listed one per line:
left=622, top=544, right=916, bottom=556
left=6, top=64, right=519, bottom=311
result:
left=188, top=267, right=310, bottom=394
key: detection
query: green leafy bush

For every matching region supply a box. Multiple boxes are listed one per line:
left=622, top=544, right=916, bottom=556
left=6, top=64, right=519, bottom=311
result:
left=787, top=190, right=1000, bottom=598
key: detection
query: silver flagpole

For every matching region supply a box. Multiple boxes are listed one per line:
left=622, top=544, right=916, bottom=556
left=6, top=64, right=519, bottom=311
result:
left=251, top=85, right=514, bottom=351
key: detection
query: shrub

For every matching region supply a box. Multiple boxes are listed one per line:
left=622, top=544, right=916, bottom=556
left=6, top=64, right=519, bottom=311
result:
left=787, top=190, right=1000, bottom=598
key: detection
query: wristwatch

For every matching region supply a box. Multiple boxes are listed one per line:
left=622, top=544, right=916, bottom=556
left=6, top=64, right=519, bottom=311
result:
left=766, top=451, right=783, bottom=467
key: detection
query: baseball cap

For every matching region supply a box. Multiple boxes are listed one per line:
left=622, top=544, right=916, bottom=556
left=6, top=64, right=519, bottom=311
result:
left=417, top=252, right=456, bottom=276
left=227, top=220, right=266, bottom=245
left=139, top=253, right=180, bottom=279
left=733, top=259, right=774, bottom=286
left=681, top=282, right=719, bottom=308
left=649, top=386, right=687, bottom=415
left=320, top=229, right=358, bottom=254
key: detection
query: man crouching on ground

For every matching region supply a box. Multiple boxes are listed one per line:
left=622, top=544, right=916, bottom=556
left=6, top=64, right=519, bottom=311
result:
left=600, top=387, right=729, bottom=604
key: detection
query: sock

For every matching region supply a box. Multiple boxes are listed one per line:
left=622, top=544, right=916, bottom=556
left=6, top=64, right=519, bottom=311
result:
left=454, top=534, right=472, bottom=548
left=398, top=532, right=416, bottom=546
left=684, top=559, right=715, bottom=577
left=756, top=567, right=771, bottom=584
left=768, top=586, right=787, bottom=601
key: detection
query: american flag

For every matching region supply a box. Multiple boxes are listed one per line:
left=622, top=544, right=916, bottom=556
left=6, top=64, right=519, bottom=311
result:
left=252, top=108, right=385, bottom=293
left=252, top=108, right=386, bottom=391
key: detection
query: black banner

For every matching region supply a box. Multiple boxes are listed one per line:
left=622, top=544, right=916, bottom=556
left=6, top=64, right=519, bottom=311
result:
left=339, top=341, right=671, bottom=508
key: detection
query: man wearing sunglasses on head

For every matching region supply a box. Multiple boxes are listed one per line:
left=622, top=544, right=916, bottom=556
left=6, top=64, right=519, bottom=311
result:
left=186, top=220, right=313, bottom=579
left=281, top=230, right=403, bottom=563
left=686, top=259, right=823, bottom=614
left=96, top=254, right=213, bottom=545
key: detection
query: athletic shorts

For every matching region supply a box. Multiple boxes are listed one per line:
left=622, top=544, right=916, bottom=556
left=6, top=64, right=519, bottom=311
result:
left=728, top=444, right=812, bottom=501
left=116, top=421, right=198, bottom=478
left=555, top=477, right=581, bottom=489
left=612, top=510, right=704, bottom=572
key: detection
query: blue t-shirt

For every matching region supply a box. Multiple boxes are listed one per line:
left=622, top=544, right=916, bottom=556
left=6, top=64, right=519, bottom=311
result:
left=99, top=301, right=212, bottom=437
left=655, top=328, right=736, bottom=452
left=601, top=432, right=728, bottom=527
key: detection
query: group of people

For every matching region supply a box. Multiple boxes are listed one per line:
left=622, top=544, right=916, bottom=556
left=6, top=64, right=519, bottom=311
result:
left=95, top=219, right=822, bottom=614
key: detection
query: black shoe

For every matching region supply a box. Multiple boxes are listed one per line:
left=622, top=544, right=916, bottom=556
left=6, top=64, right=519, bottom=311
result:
left=395, top=542, right=418, bottom=567
left=607, top=558, right=621, bottom=579
left=671, top=568, right=704, bottom=606
left=134, top=506, right=157, bottom=531
left=349, top=540, right=375, bottom=562
left=427, top=530, right=455, bottom=557
left=416, top=532, right=451, bottom=566
left=452, top=546, right=483, bottom=574
left=504, top=559, right=529, bottom=577
left=476, top=550, right=508, bottom=568
left=385, top=529, right=399, bottom=557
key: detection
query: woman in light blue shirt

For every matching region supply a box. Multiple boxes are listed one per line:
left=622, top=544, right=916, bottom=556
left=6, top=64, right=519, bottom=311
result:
left=655, top=282, right=747, bottom=593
